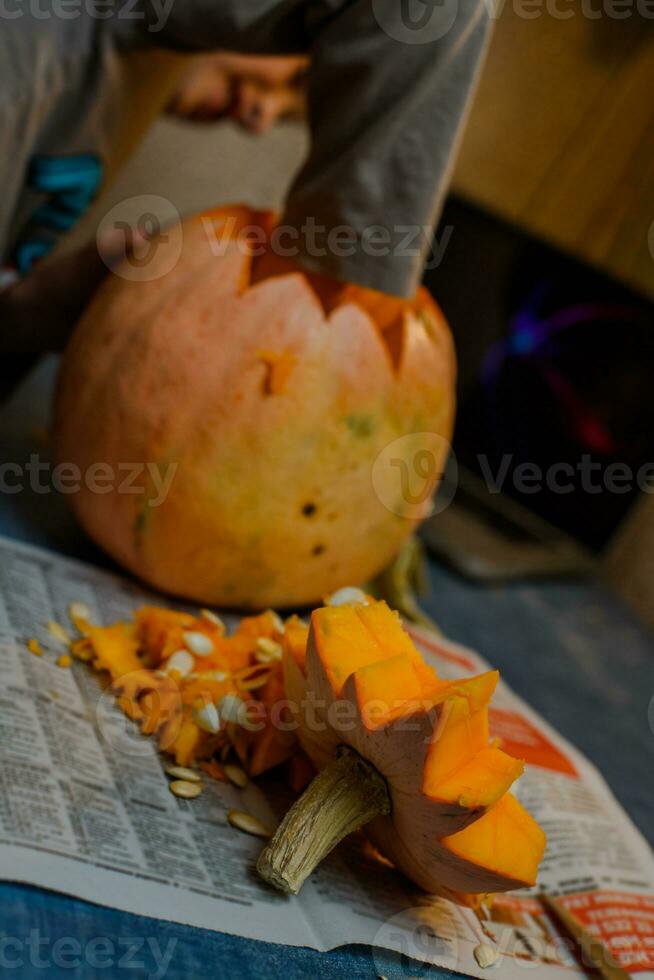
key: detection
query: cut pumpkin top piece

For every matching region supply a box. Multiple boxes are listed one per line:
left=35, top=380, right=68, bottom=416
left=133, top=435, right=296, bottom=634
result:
left=310, top=600, right=440, bottom=695
left=422, top=671, right=523, bottom=809
left=309, top=600, right=523, bottom=812
left=263, top=597, right=545, bottom=900
left=441, top=792, right=546, bottom=890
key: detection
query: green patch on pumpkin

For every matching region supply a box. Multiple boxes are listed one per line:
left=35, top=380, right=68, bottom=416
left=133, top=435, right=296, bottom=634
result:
left=345, top=414, right=375, bottom=439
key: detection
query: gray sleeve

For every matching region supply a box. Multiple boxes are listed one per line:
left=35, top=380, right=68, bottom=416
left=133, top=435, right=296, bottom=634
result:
left=142, top=0, right=491, bottom=297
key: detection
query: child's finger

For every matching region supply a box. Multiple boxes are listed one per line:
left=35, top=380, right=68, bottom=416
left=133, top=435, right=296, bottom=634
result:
left=234, top=80, right=307, bottom=134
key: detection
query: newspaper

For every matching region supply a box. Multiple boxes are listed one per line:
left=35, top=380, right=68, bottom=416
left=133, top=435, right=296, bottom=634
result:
left=0, top=533, right=652, bottom=979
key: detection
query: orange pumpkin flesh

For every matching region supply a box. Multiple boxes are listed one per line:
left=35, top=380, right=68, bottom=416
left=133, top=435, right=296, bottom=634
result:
left=54, top=205, right=455, bottom=609
left=440, top=793, right=545, bottom=891
left=266, top=598, right=545, bottom=899
left=79, top=605, right=296, bottom=775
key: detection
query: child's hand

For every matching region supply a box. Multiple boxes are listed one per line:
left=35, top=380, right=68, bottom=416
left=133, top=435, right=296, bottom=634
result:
left=166, top=53, right=308, bottom=133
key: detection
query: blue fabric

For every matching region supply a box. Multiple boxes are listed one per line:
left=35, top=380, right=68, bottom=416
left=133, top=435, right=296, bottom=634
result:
left=1, top=884, right=448, bottom=979
left=1, top=358, right=653, bottom=978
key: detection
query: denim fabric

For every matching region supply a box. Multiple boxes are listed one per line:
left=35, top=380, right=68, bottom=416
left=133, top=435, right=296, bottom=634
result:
left=0, top=882, right=454, bottom=979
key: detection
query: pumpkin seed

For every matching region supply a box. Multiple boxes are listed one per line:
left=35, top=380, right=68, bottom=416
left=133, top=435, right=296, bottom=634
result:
left=227, top=809, right=271, bottom=838
left=254, top=637, right=282, bottom=664
left=165, top=764, right=201, bottom=782
left=224, top=763, right=248, bottom=788
left=269, top=610, right=284, bottom=634
left=47, top=621, right=71, bottom=645
left=474, top=944, right=499, bottom=969
left=286, top=615, right=309, bottom=629
left=218, top=693, right=246, bottom=725
left=197, top=670, right=229, bottom=682
left=56, top=655, right=72, bottom=668
left=255, top=651, right=279, bottom=665
left=27, top=638, right=43, bottom=657
left=200, top=609, right=226, bottom=632
left=220, top=743, right=233, bottom=762
left=255, top=636, right=282, bottom=656
left=193, top=701, right=222, bottom=734
left=325, top=586, right=369, bottom=607
left=68, top=601, right=91, bottom=623
left=183, top=631, right=214, bottom=657
left=170, top=780, right=203, bottom=799
left=165, top=650, right=194, bottom=677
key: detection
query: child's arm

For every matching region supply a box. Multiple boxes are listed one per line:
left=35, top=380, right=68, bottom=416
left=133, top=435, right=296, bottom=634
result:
left=139, top=0, right=490, bottom=297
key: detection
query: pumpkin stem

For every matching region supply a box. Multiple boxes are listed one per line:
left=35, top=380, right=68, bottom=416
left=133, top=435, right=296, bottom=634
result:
left=257, top=747, right=391, bottom=895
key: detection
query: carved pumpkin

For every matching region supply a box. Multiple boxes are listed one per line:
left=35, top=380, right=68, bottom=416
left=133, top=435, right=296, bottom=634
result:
left=54, top=206, right=455, bottom=608
left=259, top=598, right=546, bottom=900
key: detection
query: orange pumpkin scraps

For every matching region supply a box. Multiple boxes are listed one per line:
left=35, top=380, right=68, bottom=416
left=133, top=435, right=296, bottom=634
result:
left=86, top=623, right=142, bottom=681
left=199, top=759, right=227, bottom=782
left=62, top=595, right=544, bottom=904
left=258, top=598, right=546, bottom=901
left=134, top=607, right=196, bottom=665
left=73, top=605, right=298, bottom=776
